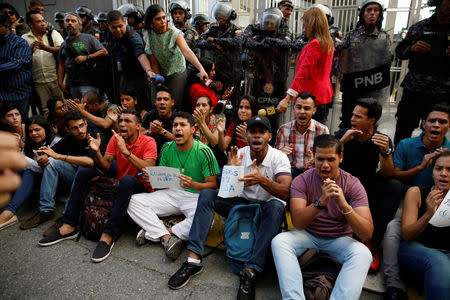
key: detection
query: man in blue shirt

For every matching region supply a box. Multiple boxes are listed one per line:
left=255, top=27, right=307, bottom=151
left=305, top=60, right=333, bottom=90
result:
left=107, top=10, right=155, bottom=111
left=0, top=11, right=32, bottom=115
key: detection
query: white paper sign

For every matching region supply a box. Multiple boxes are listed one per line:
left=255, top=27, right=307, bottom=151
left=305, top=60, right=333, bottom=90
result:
left=146, top=166, right=181, bottom=189
left=218, top=165, right=244, bottom=198
left=429, top=190, right=450, bottom=227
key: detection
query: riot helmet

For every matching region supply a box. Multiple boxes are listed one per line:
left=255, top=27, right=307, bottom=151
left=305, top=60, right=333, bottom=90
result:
left=54, top=11, right=65, bottom=22
left=76, top=6, right=94, bottom=20
left=97, top=12, right=108, bottom=22
left=427, top=0, right=442, bottom=6
left=118, top=4, right=144, bottom=23
left=357, top=0, right=385, bottom=29
left=261, top=8, right=283, bottom=32
left=168, top=0, right=192, bottom=19
left=212, top=1, right=237, bottom=21
left=310, top=4, right=334, bottom=26
left=192, top=14, right=210, bottom=27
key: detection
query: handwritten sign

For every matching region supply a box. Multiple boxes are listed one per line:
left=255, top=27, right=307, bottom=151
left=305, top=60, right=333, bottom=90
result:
left=218, top=165, right=244, bottom=198
left=146, top=166, right=181, bottom=190
left=429, top=190, right=450, bottom=227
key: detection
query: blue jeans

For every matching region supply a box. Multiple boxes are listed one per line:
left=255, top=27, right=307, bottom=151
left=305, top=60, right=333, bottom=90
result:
left=39, top=158, right=78, bottom=212
left=6, top=169, right=39, bottom=214
left=63, top=167, right=146, bottom=238
left=271, top=229, right=372, bottom=300
left=187, top=189, right=285, bottom=273
left=398, top=241, right=450, bottom=300
left=70, top=86, right=99, bottom=99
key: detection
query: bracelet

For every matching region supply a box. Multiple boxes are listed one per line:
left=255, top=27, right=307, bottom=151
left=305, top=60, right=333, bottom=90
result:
left=125, top=152, right=132, bottom=159
left=414, top=166, right=420, bottom=174
left=342, top=206, right=353, bottom=215
left=64, top=154, right=68, bottom=162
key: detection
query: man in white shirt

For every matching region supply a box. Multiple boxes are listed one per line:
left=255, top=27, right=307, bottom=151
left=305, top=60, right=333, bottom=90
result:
left=23, top=10, right=64, bottom=113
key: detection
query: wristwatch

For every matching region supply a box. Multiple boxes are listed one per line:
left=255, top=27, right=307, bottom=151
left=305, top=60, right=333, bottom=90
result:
left=162, top=129, right=167, bottom=136
left=86, top=55, right=91, bottom=61
left=313, top=199, right=327, bottom=210
left=381, top=148, right=393, bottom=157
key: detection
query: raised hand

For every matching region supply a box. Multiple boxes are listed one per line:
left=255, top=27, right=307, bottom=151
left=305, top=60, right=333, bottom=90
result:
left=88, top=133, right=101, bottom=153
left=227, top=146, right=244, bottom=166
left=281, top=143, right=294, bottom=155
left=112, top=130, right=129, bottom=156
left=236, top=122, right=247, bottom=140
left=36, top=145, right=57, bottom=159
left=372, top=133, right=390, bottom=154
left=340, top=129, right=363, bottom=144
left=67, top=99, right=86, bottom=112
left=193, top=108, right=207, bottom=126
left=238, top=159, right=263, bottom=187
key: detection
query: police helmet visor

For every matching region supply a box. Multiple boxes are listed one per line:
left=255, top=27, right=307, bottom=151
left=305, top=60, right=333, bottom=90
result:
left=212, top=2, right=233, bottom=20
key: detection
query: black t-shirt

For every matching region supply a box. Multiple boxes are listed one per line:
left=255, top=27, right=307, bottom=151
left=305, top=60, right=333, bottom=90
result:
left=335, top=128, right=393, bottom=186
left=51, top=134, right=95, bottom=163
left=142, top=109, right=175, bottom=155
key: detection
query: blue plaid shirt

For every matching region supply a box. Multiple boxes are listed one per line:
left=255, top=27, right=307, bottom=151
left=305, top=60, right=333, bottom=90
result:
left=0, top=32, right=32, bottom=101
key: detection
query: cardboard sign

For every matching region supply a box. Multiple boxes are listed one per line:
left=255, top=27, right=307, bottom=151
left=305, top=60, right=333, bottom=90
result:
left=146, top=166, right=181, bottom=189
left=429, top=190, right=450, bottom=227
left=218, top=165, right=244, bottom=198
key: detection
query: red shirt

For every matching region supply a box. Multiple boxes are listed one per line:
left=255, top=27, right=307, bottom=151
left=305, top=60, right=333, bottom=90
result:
left=288, top=39, right=333, bottom=106
left=105, top=134, right=157, bottom=180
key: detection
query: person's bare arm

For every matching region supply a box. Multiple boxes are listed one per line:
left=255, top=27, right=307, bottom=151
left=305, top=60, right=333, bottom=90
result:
left=176, top=34, right=208, bottom=80
left=179, top=174, right=217, bottom=191
left=88, top=133, right=113, bottom=171
left=193, top=109, right=219, bottom=146
left=148, top=54, right=160, bottom=75
left=66, top=99, right=113, bottom=129
left=137, top=53, right=156, bottom=78
left=37, top=146, right=94, bottom=167
left=372, top=133, right=394, bottom=177
left=57, top=60, right=68, bottom=94
left=290, top=197, right=320, bottom=231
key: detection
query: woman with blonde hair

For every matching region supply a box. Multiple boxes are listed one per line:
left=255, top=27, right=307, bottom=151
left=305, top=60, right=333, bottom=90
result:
left=277, top=7, right=334, bottom=124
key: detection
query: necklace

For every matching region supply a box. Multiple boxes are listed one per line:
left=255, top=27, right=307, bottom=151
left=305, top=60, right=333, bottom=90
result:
left=176, top=146, right=193, bottom=173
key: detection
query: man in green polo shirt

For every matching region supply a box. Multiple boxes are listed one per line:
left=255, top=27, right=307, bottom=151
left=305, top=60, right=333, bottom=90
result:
left=127, top=111, right=219, bottom=260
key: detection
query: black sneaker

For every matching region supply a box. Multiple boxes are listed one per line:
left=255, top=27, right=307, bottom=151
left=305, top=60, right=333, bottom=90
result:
left=237, top=268, right=256, bottom=300
left=91, top=241, right=115, bottom=263
left=38, top=228, right=79, bottom=247
left=168, top=260, right=203, bottom=290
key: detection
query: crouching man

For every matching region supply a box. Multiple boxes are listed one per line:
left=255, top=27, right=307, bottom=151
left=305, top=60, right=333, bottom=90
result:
left=169, top=116, right=292, bottom=300
left=271, top=134, right=374, bottom=300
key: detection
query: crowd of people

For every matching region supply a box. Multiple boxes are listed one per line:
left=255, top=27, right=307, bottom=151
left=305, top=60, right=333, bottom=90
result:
left=0, top=0, right=449, bottom=299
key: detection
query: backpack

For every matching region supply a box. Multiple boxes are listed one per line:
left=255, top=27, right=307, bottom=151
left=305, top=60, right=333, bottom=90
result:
left=81, top=176, right=120, bottom=240
left=224, top=204, right=261, bottom=275
left=298, top=249, right=342, bottom=300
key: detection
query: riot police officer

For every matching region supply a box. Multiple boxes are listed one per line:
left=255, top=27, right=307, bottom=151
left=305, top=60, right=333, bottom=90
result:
left=54, top=11, right=67, bottom=39
left=118, top=4, right=145, bottom=37
left=337, top=0, right=392, bottom=129
left=168, top=0, right=197, bottom=50
left=196, top=1, right=243, bottom=104
left=76, top=6, right=99, bottom=37
left=192, top=14, right=210, bottom=35
left=393, top=0, right=450, bottom=145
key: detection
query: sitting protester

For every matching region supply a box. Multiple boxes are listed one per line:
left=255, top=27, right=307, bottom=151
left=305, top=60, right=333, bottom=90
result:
left=0, top=103, right=26, bottom=151
left=193, top=96, right=219, bottom=146
left=46, top=97, right=67, bottom=138
left=169, top=116, right=292, bottom=300
left=399, top=150, right=450, bottom=300
left=127, top=111, right=219, bottom=260
left=19, top=111, right=95, bottom=230
left=39, top=109, right=157, bottom=263
left=189, top=57, right=218, bottom=111
left=272, top=134, right=373, bottom=300
left=0, top=116, right=60, bottom=230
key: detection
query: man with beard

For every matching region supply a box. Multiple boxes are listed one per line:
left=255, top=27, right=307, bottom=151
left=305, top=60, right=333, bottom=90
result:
left=23, top=10, right=64, bottom=114
left=57, top=13, right=108, bottom=100
left=127, top=111, right=219, bottom=260
left=276, top=92, right=329, bottom=179
left=20, top=111, right=95, bottom=230
left=272, top=134, right=373, bottom=300
left=142, top=85, right=176, bottom=155
left=169, top=0, right=197, bottom=50
left=169, top=116, right=291, bottom=300
left=39, top=109, right=157, bottom=263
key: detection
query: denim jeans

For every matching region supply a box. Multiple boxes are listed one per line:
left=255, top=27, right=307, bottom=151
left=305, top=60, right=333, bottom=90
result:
left=70, top=86, right=99, bottom=99
left=6, top=169, right=39, bottom=214
left=63, top=167, right=146, bottom=238
left=40, top=158, right=78, bottom=212
left=398, top=241, right=450, bottom=300
left=382, top=218, right=406, bottom=290
left=271, top=229, right=372, bottom=300
left=187, top=189, right=285, bottom=273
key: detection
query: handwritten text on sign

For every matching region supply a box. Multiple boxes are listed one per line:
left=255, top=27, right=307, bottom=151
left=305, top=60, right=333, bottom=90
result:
left=218, top=165, right=244, bottom=198
left=429, top=190, right=450, bottom=227
left=146, top=166, right=181, bottom=189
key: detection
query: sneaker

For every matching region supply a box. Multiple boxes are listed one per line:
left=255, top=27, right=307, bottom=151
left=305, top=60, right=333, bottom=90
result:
left=42, top=216, right=64, bottom=237
left=0, top=215, right=18, bottom=231
left=384, top=287, right=408, bottom=300
left=237, top=268, right=256, bottom=300
left=39, top=228, right=79, bottom=247
left=162, top=235, right=183, bottom=260
left=168, top=260, right=203, bottom=290
left=91, top=241, right=115, bottom=263
left=136, top=229, right=149, bottom=246
left=20, top=210, right=54, bottom=230
left=363, top=239, right=381, bottom=273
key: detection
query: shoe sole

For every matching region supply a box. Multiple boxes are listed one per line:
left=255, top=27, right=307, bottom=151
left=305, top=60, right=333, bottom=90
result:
left=0, top=217, right=18, bottom=232
left=136, top=229, right=148, bottom=246
left=168, top=267, right=203, bottom=290
left=91, top=242, right=114, bottom=263
left=39, top=231, right=79, bottom=247
left=165, top=239, right=183, bottom=260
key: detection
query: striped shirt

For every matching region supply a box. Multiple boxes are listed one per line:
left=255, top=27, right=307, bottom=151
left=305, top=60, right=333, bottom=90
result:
left=275, top=119, right=329, bottom=170
left=0, top=33, right=32, bottom=101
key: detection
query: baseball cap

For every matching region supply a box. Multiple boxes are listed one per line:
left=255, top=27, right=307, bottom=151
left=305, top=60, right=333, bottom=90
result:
left=246, top=116, right=271, bottom=132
